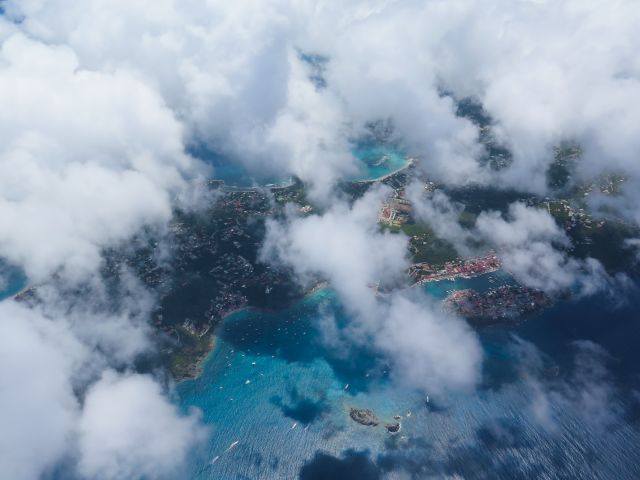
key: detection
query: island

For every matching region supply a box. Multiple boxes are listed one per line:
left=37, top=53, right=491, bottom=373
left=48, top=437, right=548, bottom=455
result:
left=443, top=285, right=552, bottom=325
left=409, top=253, right=501, bottom=286
left=385, top=422, right=401, bottom=433
left=349, top=408, right=379, bottom=426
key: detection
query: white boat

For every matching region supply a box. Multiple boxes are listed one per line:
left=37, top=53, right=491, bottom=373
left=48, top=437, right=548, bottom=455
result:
left=224, top=441, right=240, bottom=453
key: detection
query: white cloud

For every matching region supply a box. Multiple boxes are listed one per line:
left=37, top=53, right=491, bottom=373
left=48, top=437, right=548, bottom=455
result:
left=0, top=300, right=83, bottom=480
left=378, top=293, right=482, bottom=393
left=6, top=0, right=640, bottom=213
left=475, top=202, right=578, bottom=292
left=0, top=1, right=638, bottom=476
left=262, top=187, right=481, bottom=393
left=407, top=187, right=621, bottom=294
left=77, top=371, right=206, bottom=480
left=0, top=33, right=206, bottom=282
left=262, top=51, right=360, bottom=202
left=2, top=1, right=357, bottom=197
left=0, top=295, right=205, bottom=480
left=262, top=187, right=409, bottom=316
left=406, top=183, right=473, bottom=256
left=0, top=19, right=210, bottom=480
left=474, top=203, right=628, bottom=295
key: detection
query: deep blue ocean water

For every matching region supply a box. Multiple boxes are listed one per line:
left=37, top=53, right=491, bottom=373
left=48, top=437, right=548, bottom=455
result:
left=177, top=273, right=640, bottom=479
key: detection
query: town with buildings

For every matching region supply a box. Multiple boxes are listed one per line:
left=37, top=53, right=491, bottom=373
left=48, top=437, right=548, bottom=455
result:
left=378, top=196, right=412, bottom=227
left=409, top=253, right=501, bottom=286
left=443, top=285, right=551, bottom=324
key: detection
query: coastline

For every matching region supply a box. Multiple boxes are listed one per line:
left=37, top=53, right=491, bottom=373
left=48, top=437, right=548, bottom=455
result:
left=189, top=334, right=217, bottom=379
left=219, top=177, right=296, bottom=193
left=176, top=282, right=333, bottom=383
left=5, top=283, right=32, bottom=302
left=174, top=315, right=236, bottom=383
left=211, top=156, right=414, bottom=194
left=351, top=157, right=415, bottom=185
left=173, top=158, right=414, bottom=383
left=305, top=280, right=330, bottom=296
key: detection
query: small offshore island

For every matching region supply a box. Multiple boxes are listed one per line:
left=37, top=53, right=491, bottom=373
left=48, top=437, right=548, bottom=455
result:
left=350, top=408, right=402, bottom=434
left=349, top=408, right=379, bottom=426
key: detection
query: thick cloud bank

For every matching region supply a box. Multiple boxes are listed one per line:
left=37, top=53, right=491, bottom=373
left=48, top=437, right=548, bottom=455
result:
left=4, top=0, right=640, bottom=208
left=0, top=32, right=204, bottom=282
left=78, top=372, right=205, bottom=480
left=0, top=28, right=208, bottom=480
left=0, top=301, right=82, bottom=480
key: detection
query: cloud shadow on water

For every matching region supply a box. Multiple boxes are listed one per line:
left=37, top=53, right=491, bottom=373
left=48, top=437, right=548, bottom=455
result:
left=299, top=449, right=381, bottom=480
left=270, top=387, right=329, bottom=424
left=218, top=292, right=391, bottom=396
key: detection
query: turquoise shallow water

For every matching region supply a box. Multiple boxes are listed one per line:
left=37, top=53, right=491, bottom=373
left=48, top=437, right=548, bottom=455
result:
left=348, top=144, right=408, bottom=182
left=193, top=143, right=408, bottom=187
left=177, top=275, right=640, bottom=479
left=177, top=289, right=389, bottom=479
left=0, top=262, right=25, bottom=300
left=421, top=270, right=516, bottom=300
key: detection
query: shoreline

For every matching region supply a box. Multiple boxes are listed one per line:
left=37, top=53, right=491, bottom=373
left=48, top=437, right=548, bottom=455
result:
left=411, top=266, right=501, bottom=287
left=7, top=283, right=32, bottom=301
left=176, top=282, right=333, bottom=384
left=175, top=309, right=244, bottom=384
left=304, top=280, right=330, bottom=296
left=350, top=157, right=415, bottom=185
left=219, top=177, right=296, bottom=193
left=188, top=334, right=217, bottom=380
left=211, top=157, right=415, bottom=193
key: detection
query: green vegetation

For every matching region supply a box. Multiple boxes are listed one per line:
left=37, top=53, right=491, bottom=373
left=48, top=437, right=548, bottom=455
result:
left=445, top=186, right=536, bottom=215
left=272, top=180, right=310, bottom=207
left=571, top=219, right=639, bottom=273
left=546, top=144, right=581, bottom=191
left=385, top=223, right=459, bottom=265
left=543, top=198, right=639, bottom=273
left=458, top=210, right=477, bottom=229
left=169, top=327, right=214, bottom=380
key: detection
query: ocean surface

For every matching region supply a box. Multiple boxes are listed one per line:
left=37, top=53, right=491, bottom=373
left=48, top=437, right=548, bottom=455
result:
left=176, top=273, right=640, bottom=479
